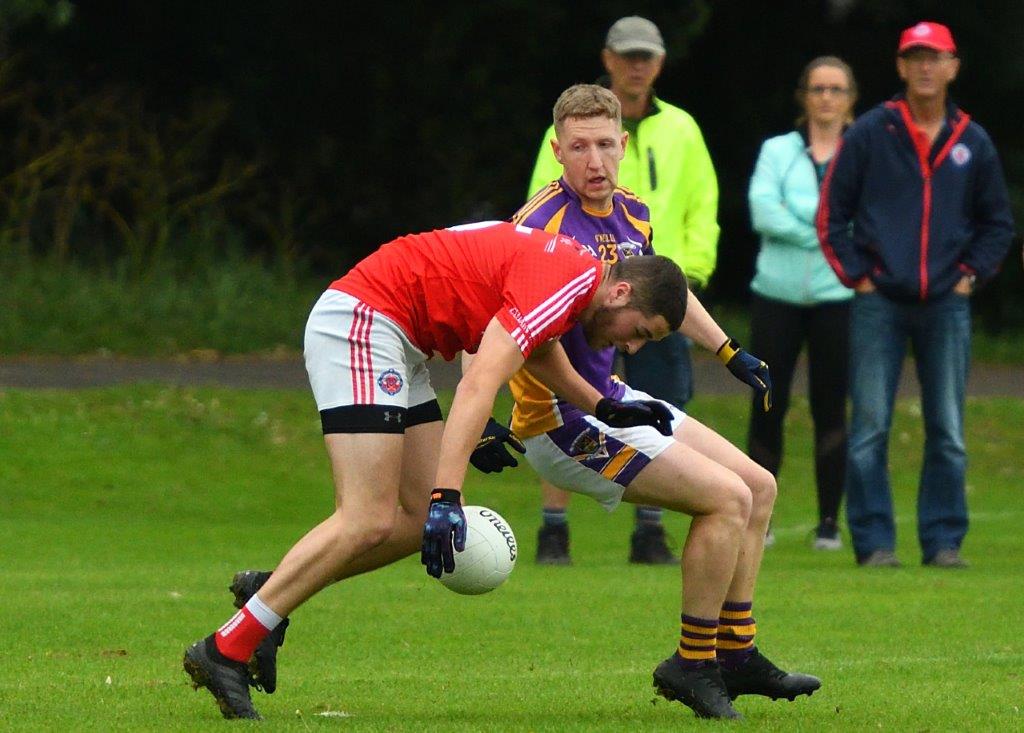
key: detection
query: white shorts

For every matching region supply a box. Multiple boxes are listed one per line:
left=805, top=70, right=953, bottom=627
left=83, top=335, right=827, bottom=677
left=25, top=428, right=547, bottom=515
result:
left=522, top=386, right=685, bottom=511
left=304, top=289, right=440, bottom=433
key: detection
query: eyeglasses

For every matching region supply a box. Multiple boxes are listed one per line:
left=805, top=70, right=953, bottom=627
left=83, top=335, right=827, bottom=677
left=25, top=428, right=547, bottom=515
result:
left=806, top=85, right=850, bottom=97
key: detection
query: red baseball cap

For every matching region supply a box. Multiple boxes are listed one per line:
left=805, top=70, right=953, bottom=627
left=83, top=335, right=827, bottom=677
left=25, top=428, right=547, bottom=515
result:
left=898, top=21, right=956, bottom=54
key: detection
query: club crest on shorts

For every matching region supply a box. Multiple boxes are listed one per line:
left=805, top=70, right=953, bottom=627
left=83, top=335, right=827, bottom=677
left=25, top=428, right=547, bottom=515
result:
left=569, top=426, right=610, bottom=461
left=377, top=368, right=404, bottom=396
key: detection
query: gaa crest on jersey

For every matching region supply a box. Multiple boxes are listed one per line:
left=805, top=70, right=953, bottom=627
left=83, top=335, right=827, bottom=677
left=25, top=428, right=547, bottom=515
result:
left=619, top=238, right=646, bottom=258
left=377, top=368, right=404, bottom=396
left=950, top=143, right=971, bottom=167
left=569, top=426, right=610, bottom=461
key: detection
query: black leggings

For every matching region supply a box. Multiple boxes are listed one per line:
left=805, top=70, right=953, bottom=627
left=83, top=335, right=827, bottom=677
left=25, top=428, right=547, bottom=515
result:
left=746, top=294, right=850, bottom=526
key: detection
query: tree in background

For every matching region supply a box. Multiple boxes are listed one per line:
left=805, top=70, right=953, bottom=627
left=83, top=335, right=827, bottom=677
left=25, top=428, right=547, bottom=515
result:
left=0, top=1, right=1020, bottom=330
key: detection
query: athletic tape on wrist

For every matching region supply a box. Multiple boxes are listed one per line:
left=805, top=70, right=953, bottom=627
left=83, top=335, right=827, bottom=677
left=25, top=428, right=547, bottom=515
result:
left=716, top=338, right=739, bottom=364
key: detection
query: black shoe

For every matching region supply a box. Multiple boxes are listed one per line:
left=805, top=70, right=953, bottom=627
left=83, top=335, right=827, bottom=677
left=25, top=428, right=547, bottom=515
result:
left=629, top=524, right=676, bottom=565
left=230, top=570, right=290, bottom=694
left=536, top=524, right=571, bottom=565
left=652, top=655, right=743, bottom=719
left=719, top=647, right=821, bottom=701
left=183, top=635, right=261, bottom=720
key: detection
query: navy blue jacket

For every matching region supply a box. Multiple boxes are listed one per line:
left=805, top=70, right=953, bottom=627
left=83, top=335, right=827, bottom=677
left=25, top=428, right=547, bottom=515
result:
left=817, top=96, right=1015, bottom=302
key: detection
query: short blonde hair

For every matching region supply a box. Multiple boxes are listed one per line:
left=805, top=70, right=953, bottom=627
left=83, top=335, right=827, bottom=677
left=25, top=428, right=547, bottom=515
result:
left=552, top=84, right=622, bottom=135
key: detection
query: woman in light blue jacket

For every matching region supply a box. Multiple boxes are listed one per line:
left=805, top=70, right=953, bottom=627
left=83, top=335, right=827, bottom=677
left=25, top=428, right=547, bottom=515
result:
left=747, top=56, right=857, bottom=550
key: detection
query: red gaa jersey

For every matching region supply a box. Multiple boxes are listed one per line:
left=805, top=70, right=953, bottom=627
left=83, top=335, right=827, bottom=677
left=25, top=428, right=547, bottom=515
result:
left=331, top=221, right=603, bottom=361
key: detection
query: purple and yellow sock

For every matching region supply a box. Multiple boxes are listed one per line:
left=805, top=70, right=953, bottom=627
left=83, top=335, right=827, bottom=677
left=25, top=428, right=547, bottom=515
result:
left=677, top=614, right=718, bottom=668
left=716, top=601, right=756, bottom=670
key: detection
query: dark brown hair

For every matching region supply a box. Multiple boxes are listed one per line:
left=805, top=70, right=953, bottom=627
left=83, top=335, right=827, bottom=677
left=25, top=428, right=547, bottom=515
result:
left=610, top=254, right=687, bottom=331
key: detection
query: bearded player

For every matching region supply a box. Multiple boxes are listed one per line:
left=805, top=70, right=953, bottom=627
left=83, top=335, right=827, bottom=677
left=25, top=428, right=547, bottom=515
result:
left=220, top=87, right=822, bottom=721
left=182, top=220, right=687, bottom=720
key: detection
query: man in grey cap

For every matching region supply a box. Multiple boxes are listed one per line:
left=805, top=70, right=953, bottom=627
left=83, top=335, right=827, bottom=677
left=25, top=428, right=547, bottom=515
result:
left=527, top=16, right=722, bottom=566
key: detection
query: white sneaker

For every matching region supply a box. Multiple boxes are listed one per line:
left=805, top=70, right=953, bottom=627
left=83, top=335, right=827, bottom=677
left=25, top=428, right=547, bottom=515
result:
left=812, top=524, right=842, bottom=551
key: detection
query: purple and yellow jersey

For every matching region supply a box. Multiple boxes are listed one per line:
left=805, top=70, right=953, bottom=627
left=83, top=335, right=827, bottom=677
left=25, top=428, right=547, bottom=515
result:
left=509, top=178, right=654, bottom=438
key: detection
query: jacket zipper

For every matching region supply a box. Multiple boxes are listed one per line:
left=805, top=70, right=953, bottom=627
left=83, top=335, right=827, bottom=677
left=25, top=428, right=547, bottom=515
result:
left=920, top=172, right=931, bottom=300
left=893, top=100, right=972, bottom=301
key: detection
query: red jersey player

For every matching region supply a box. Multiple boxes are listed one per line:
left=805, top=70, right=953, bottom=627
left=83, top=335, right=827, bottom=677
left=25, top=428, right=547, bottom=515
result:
left=182, top=220, right=688, bottom=719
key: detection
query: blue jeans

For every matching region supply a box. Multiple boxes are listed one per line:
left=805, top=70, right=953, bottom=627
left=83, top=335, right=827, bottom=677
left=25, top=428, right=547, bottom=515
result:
left=845, top=291, right=971, bottom=562
left=622, top=331, right=693, bottom=410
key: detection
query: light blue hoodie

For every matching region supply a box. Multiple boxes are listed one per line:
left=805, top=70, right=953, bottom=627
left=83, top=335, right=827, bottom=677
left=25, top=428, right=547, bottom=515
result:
left=748, top=130, right=852, bottom=305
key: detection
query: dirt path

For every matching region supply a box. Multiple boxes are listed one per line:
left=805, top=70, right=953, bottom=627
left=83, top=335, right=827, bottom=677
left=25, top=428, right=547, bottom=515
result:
left=2, top=353, right=1022, bottom=397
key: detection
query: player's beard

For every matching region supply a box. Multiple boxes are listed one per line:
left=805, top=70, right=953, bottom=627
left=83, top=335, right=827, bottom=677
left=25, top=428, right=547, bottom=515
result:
left=582, top=304, right=627, bottom=349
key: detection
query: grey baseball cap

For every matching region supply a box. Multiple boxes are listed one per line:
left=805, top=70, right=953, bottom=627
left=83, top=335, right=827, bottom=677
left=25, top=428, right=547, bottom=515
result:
left=605, top=16, right=665, bottom=55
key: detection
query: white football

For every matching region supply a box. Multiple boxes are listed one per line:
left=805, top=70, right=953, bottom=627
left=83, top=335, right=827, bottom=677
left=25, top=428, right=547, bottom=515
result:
left=439, top=505, right=517, bottom=595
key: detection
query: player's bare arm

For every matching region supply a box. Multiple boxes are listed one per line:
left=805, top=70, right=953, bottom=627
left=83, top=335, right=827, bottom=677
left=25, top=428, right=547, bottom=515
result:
left=433, top=317, right=528, bottom=491
left=523, top=339, right=604, bottom=415
left=526, top=338, right=673, bottom=436
left=678, top=289, right=773, bottom=411
left=676, top=289, right=727, bottom=351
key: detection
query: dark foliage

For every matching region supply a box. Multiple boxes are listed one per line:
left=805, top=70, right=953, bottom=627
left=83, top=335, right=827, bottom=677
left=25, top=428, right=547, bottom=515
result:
left=1, top=0, right=1021, bottom=326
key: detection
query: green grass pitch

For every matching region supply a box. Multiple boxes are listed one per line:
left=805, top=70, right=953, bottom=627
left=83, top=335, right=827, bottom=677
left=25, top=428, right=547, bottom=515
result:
left=1, top=385, right=1022, bottom=730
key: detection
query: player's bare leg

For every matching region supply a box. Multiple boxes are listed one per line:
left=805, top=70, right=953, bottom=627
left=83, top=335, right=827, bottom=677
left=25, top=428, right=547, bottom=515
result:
left=622, top=441, right=749, bottom=719
left=331, top=418, right=443, bottom=579
left=675, top=417, right=775, bottom=603
left=624, top=443, right=750, bottom=617
left=228, top=418, right=444, bottom=696
left=184, top=432, right=405, bottom=719
left=675, top=416, right=821, bottom=703
left=255, top=432, right=405, bottom=614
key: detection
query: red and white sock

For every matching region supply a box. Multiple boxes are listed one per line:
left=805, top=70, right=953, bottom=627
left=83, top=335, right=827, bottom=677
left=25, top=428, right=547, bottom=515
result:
left=213, top=593, right=282, bottom=663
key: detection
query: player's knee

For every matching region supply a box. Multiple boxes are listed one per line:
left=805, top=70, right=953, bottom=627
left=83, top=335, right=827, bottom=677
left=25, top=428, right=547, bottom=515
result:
left=350, top=515, right=397, bottom=553
left=399, top=488, right=432, bottom=517
left=719, top=476, right=753, bottom=529
left=748, top=466, right=777, bottom=516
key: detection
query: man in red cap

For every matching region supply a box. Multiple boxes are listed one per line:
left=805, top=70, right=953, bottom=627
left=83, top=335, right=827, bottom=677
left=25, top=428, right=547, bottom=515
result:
left=818, top=22, right=1015, bottom=568
left=897, top=20, right=956, bottom=54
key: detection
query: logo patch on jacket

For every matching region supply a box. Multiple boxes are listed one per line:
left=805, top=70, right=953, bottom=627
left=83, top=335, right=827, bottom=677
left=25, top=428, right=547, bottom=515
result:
left=377, top=368, right=404, bottom=396
left=951, top=143, right=971, bottom=167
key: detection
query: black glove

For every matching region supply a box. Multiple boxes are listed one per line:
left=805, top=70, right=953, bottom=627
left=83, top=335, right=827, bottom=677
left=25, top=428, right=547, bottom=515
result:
left=717, top=338, right=773, bottom=412
left=420, top=489, right=467, bottom=578
left=469, top=418, right=526, bottom=473
left=595, top=397, right=674, bottom=436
